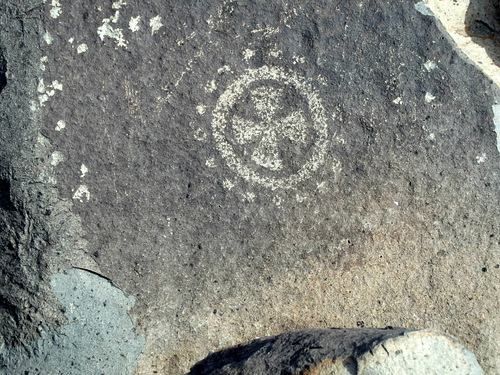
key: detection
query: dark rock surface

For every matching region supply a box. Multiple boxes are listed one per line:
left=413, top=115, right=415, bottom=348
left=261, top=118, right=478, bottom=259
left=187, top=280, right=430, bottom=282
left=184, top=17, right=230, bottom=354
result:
left=0, top=0, right=97, bottom=348
left=0, top=0, right=498, bottom=374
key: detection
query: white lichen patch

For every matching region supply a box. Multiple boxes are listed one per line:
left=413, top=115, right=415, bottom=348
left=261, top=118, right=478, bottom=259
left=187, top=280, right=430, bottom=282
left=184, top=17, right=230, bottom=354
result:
left=38, top=79, right=62, bottom=105
left=129, top=16, right=141, bottom=32
left=205, top=79, right=217, bottom=93
left=55, top=120, right=66, bottom=131
left=332, top=158, right=343, bottom=173
left=52, top=80, right=63, bottom=91
left=40, top=56, right=48, bottom=71
left=205, top=158, right=216, bottom=168
left=425, top=92, right=435, bottom=103
left=424, top=60, right=437, bottom=72
left=205, top=14, right=215, bottom=28
left=150, top=16, right=163, bottom=35
left=269, top=48, right=282, bottom=58
left=50, top=0, right=62, bottom=18
left=196, top=105, right=207, bottom=115
left=98, top=17, right=127, bottom=48
left=112, top=0, right=126, bottom=9
left=77, top=43, right=88, bottom=54
left=73, top=185, right=91, bottom=202
left=43, top=31, right=54, bottom=45
left=50, top=151, right=64, bottom=166
left=39, top=94, right=49, bottom=106
left=110, top=10, right=120, bottom=23
left=80, top=164, right=88, bottom=178
left=245, top=191, right=256, bottom=202
left=37, top=79, right=50, bottom=106
left=476, top=153, right=487, bottom=164
left=293, top=56, right=306, bottom=64
left=223, top=179, right=235, bottom=190
left=37, top=79, right=46, bottom=94
left=243, top=49, right=255, bottom=61
left=218, top=65, right=232, bottom=75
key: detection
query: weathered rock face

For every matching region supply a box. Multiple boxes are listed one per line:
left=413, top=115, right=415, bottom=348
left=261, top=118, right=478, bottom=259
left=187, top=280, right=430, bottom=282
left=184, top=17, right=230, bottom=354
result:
left=424, top=0, right=500, bottom=87
left=0, top=1, right=498, bottom=374
left=188, top=328, right=484, bottom=375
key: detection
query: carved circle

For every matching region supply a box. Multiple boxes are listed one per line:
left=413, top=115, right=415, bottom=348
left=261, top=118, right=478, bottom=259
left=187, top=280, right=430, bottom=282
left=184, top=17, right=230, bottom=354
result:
left=211, top=66, right=329, bottom=190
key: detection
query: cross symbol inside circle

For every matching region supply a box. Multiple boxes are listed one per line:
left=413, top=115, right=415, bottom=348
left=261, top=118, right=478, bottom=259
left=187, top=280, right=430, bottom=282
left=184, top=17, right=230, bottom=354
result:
left=230, top=86, right=308, bottom=171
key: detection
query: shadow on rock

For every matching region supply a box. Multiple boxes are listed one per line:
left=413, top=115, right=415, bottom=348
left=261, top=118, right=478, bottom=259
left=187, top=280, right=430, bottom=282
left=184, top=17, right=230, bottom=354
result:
left=465, top=0, right=500, bottom=67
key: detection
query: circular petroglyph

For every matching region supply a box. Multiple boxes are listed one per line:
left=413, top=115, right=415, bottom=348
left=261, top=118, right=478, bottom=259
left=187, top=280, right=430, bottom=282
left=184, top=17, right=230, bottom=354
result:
left=211, top=66, right=329, bottom=190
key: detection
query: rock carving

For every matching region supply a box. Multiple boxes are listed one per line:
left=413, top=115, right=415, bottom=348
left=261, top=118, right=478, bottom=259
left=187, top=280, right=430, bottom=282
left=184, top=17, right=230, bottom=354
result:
left=211, top=66, right=329, bottom=190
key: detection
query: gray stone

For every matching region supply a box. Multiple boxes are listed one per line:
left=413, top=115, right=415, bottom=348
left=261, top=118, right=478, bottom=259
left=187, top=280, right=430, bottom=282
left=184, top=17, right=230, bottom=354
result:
left=188, top=328, right=483, bottom=375
left=0, top=268, right=145, bottom=375
left=0, top=0, right=498, bottom=374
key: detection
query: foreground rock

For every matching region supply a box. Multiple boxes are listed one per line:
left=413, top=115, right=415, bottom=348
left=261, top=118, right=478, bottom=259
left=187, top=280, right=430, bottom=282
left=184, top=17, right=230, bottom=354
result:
left=188, top=328, right=483, bottom=375
left=0, top=0, right=498, bottom=374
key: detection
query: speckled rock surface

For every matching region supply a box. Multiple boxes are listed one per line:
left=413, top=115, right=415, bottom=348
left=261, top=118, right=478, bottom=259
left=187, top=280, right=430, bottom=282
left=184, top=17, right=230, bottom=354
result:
left=0, top=1, right=499, bottom=374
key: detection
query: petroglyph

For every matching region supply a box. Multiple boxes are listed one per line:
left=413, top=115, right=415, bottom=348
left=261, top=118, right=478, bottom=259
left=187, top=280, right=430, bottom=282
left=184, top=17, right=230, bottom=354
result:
left=231, top=88, right=308, bottom=171
left=211, top=66, right=329, bottom=190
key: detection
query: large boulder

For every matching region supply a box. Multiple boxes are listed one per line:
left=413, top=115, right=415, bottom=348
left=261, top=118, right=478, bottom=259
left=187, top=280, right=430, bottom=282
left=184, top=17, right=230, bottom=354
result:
left=188, top=328, right=483, bottom=375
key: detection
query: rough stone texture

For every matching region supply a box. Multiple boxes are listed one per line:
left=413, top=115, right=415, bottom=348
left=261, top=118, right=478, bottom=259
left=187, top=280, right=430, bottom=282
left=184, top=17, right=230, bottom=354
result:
left=356, top=330, right=483, bottom=375
left=424, top=0, right=500, bottom=87
left=188, top=328, right=483, bottom=375
left=0, top=0, right=98, bottom=347
left=1, top=268, right=144, bottom=374
left=422, top=0, right=500, bottom=153
left=0, top=0, right=499, bottom=374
